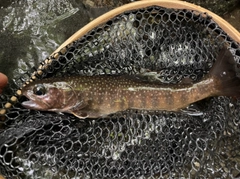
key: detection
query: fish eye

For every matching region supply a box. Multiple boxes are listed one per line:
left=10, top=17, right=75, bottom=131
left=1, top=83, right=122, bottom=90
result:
left=33, top=84, right=46, bottom=95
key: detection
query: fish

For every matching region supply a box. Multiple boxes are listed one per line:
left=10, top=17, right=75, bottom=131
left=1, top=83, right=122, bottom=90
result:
left=21, top=47, right=240, bottom=119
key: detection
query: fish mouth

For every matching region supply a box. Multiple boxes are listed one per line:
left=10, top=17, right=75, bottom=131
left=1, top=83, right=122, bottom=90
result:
left=21, top=91, right=50, bottom=110
left=22, top=100, right=49, bottom=110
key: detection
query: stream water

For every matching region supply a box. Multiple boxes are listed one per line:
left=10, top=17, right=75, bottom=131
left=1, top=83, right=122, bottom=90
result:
left=0, top=0, right=113, bottom=80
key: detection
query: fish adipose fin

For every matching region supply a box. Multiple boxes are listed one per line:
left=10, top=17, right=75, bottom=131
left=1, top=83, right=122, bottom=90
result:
left=210, top=47, right=240, bottom=97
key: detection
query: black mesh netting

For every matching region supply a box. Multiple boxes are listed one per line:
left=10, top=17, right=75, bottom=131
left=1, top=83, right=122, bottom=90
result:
left=1, top=5, right=240, bottom=179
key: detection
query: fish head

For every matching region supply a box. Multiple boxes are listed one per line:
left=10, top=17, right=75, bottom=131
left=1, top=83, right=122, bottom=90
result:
left=21, top=81, right=72, bottom=111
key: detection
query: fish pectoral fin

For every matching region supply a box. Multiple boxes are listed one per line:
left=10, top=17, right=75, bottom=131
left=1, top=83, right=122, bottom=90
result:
left=70, top=109, right=103, bottom=119
left=71, top=111, right=89, bottom=119
left=57, top=112, right=65, bottom=115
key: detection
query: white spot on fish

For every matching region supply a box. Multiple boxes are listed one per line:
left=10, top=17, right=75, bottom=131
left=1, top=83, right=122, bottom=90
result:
left=128, top=87, right=136, bottom=91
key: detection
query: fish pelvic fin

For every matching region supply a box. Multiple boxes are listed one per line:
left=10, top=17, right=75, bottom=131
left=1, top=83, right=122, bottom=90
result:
left=210, top=46, right=240, bottom=98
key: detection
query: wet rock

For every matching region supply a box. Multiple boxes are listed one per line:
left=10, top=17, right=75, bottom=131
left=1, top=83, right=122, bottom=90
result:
left=186, top=0, right=239, bottom=16
left=82, top=0, right=132, bottom=8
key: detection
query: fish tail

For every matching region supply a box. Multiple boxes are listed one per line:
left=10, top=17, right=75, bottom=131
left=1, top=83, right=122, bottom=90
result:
left=210, top=47, right=240, bottom=97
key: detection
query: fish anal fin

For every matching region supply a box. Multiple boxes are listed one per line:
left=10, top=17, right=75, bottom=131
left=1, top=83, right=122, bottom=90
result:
left=209, top=47, right=236, bottom=79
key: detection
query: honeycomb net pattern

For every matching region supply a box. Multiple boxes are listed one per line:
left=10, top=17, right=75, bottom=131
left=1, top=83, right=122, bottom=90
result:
left=1, top=6, right=240, bottom=179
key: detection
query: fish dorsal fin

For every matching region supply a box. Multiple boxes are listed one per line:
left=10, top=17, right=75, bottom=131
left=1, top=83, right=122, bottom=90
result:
left=179, top=77, right=193, bottom=85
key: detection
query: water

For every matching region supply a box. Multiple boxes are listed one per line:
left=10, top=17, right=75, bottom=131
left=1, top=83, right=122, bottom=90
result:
left=0, top=0, right=113, bottom=80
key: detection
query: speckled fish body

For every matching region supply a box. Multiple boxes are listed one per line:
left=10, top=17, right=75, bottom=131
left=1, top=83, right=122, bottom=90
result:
left=21, top=47, right=240, bottom=119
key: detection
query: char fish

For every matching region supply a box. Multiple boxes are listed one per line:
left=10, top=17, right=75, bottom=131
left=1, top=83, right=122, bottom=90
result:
left=22, top=47, right=240, bottom=119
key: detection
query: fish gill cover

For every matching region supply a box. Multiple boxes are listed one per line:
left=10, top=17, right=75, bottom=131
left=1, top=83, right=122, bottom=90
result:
left=0, top=5, right=240, bottom=179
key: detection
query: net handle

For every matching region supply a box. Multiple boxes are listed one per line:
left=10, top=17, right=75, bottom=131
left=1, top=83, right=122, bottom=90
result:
left=51, top=0, right=240, bottom=56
